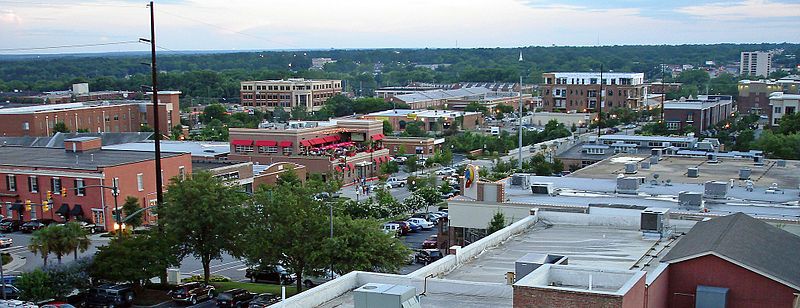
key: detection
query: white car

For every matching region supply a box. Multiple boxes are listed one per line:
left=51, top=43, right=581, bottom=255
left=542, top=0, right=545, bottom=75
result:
left=0, top=237, right=11, bottom=248
left=393, top=156, right=408, bottom=164
left=436, top=167, right=457, bottom=175
left=382, top=223, right=400, bottom=237
left=435, top=211, right=449, bottom=218
left=407, top=218, right=434, bottom=230
left=369, top=183, right=392, bottom=191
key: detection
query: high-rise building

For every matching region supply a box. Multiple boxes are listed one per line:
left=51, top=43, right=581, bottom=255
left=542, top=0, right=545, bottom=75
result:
left=540, top=72, right=646, bottom=112
left=740, top=51, right=772, bottom=77
left=239, top=78, right=342, bottom=112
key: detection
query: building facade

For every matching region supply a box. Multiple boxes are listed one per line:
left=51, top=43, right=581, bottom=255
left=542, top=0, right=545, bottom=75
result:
left=361, top=109, right=483, bottom=132
left=0, top=137, right=191, bottom=231
left=0, top=92, right=181, bottom=137
left=540, top=72, right=646, bottom=112
left=387, top=87, right=533, bottom=111
left=381, top=136, right=444, bottom=157
left=768, top=92, right=799, bottom=127
left=239, top=79, right=342, bottom=112
left=740, top=51, right=772, bottom=77
left=663, top=95, right=734, bottom=133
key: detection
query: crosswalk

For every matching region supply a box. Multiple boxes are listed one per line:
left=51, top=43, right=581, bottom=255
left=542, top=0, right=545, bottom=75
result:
left=0, top=245, right=29, bottom=255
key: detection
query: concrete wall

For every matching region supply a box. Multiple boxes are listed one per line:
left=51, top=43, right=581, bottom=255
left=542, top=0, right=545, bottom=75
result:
left=539, top=210, right=641, bottom=230
left=449, top=200, right=537, bottom=229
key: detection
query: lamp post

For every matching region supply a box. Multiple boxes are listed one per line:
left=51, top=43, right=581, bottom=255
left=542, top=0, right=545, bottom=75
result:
left=84, top=184, right=120, bottom=237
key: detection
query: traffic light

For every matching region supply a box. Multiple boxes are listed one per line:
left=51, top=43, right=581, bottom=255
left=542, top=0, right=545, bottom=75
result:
left=46, top=190, right=52, bottom=200
left=25, top=200, right=31, bottom=212
left=61, top=187, right=67, bottom=196
left=42, top=200, right=49, bottom=212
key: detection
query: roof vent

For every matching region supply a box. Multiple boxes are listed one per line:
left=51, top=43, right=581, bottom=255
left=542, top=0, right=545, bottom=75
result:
left=687, top=167, right=699, bottom=178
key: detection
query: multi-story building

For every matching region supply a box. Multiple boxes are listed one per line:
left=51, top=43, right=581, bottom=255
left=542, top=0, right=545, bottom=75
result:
left=228, top=119, right=389, bottom=182
left=540, top=72, right=646, bottom=112
left=740, top=51, right=772, bottom=77
left=0, top=137, right=191, bottom=231
left=361, top=109, right=483, bottom=132
left=239, top=78, right=342, bottom=112
left=0, top=91, right=182, bottom=137
left=738, top=76, right=800, bottom=118
left=768, top=92, right=799, bottom=127
left=388, top=87, right=532, bottom=111
left=663, top=95, right=734, bottom=133
left=309, top=58, right=337, bottom=70
left=0, top=83, right=139, bottom=105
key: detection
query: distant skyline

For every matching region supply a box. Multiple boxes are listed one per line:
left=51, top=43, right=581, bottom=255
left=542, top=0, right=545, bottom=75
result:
left=1, top=0, right=799, bottom=54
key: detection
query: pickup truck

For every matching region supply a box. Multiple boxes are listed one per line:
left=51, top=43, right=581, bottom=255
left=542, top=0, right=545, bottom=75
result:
left=386, top=177, right=407, bottom=188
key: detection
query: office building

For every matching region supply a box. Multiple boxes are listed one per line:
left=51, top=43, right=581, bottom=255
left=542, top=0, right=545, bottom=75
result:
left=663, top=95, right=734, bottom=133
left=540, top=72, right=646, bottom=112
left=768, top=92, right=799, bottom=127
left=740, top=51, right=772, bottom=77
left=388, top=87, right=532, bottom=110
left=361, top=109, right=483, bottom=132
left=239, top=78, right=342, bottom=112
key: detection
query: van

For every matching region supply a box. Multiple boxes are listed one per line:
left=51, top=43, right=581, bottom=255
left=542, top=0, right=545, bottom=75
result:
left=490, top=126, right=500, bottom=136
left=382, top=223, right=400, bottom=237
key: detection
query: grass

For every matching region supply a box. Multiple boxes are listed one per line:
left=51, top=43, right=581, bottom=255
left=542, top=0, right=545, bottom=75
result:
left=2, top=253, right=11, bottom=265
left=211, top=282, right=298, bottom=297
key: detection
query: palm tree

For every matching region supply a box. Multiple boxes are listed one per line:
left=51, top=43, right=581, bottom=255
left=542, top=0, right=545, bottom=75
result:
left=28, top=228, right=53, bottom=267
left=63, top=222, right=91, bottom=260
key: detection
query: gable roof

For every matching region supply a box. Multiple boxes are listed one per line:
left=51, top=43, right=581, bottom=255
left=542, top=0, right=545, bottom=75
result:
left=662, top=212, right=800, bottom=291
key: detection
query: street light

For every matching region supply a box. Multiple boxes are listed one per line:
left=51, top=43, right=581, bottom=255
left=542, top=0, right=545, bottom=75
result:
left=84, top=184, right=120, bottom=237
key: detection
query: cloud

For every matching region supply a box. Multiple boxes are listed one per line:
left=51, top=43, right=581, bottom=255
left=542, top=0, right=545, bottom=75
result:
left=0, top=9, right=22, bottom=25
left=676, top=0, right=800, bottom=20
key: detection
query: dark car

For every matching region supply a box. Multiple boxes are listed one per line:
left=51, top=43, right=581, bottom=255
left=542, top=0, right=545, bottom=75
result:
left=422, top=234, right=438, bottom=249
left=389, top=221, right=411, bottom=235
left=0, top=219, right=22, bottom=233
left=0, top=284, right=21, bottom=300
left=414, top=249, right=443, bottom=265
left=20, top=219, right=56, bottom=233
left=247, top=293, right=280, bottom=308
left=216, top=288, right=255, bottom=308
left=169, top=282, right=215, bottom=305
left=245, top=265, right=296, bottom=285
left=85, top=284, right=135, bottom=308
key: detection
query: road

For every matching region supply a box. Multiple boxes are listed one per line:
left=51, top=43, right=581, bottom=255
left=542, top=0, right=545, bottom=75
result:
left=1, top=232, right=110, bottom=275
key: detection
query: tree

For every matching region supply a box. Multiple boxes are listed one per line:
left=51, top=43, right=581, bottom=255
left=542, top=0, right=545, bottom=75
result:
left=45, top=259, right=93, bottom=300
left=28, top=225, right=82, bottom=265
left=380, top=161, right=399, bottom=175
left=403, top=193, right=427, bottom=213
left=52, top=122, right=70, bottom=134
left=464, top=102, right=487, bottom=113
left=779, top=112, right=800, bottom=134
left=16, top=269, right=55, bottom=302
left=291, top=104, right=308, bottom=120
left=121, top=196, right=143, bottom=230
left=139, top=124, right=154, bottom=132
left=276, top=168, right=301, bottom=186
left=403, top=121, right=426, bottom=137
left=734, top=129, right=755, bottom=151
left=325, top=217, right=410, bottom=274
left=404, top=155, right=418, bottom=174
left=62, top=222, right=91, bottom=261
left=201, top=104, right=228, bottom=123
left=91, top=231, right=179, bottom=286
left=487, top=211, right=506, bottom=234
left=382, top=120, right=394, bottom=135
left=161, top=171, right=246, bottom=283
left=171, top=124, right=184, bottom=140
left=28, top=228, right=52, bottom=266
left=272, top=106, right=290, bottom=122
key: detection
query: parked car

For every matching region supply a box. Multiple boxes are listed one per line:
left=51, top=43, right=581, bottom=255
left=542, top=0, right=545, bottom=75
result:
left=169, top=282, right=215, bottom=305
left=75, top=220, right=104, bottom=234
left=407, top=218, right=434, bottom=230
left=390, top=221, right=411, bottom=235
left=382, top=223, right=401, bottom=237
left=435, top=211, right=449, bottom=218
left=40, top=303, right=77, bottom=308
left=404, top=220, right=421, bottom=232
left=302, top=270, right=340, bottom=288
left=435, top=167, right=457, bottom=175
left=0, top=284, right=21, bottom=300
left=0, top=219, right=21, bottom=233
left=0, top=300, right=36, bottom=308
left=245, top=265, right=296, bottom=285
left=0, top=236, right=12, bottom=248
left=385, top=177, right=406, bottom=188
left=20, top=219, right=56, bottom=233
left=440, top=191, right=455, bottom=199
left=415, top=249, right=444, bottom=265
left=85, top=284, right=135, bottom=308
left=422, top=235, right=438, bottom=249
left=247, top=293, right=280, bottom=308
left=216, top=288, right=255, bottom=308
left=369, top=183, right=392, bottom=191
left=392, top=156, right=408, bottom=164
left=411, top=213, right=440, bottom=224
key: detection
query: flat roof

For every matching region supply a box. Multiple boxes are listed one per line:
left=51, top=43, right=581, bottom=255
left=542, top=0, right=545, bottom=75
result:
left=393, top=87, right=492, bottom=103
left=514, top=265, right=646, bottom=296
left=0, top=100, right=155, bottom=114
left=0, top=146, right=183, bottom=171
left=365, top=109, right=481, bottom=118
left=318, top=290, right=511, bottom=308
left=191, top=160, right=251, bottom=172
left=102, top=141, right=230, bottom=158
left=596, top=135, right=696, bottom=143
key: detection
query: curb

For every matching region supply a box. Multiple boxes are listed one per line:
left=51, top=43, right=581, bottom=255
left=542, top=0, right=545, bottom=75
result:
left=2, top=253, right=25, bottom=272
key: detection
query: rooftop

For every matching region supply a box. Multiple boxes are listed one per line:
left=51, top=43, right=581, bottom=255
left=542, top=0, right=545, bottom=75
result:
left=102, top=140, right=230, bottom=158
left=393, top=87, right=492, bottom=103
left=0, top=146, right=183, bottom=171
left=191, top=160, right=251, bottom=172
left=0, top=132, right=153, bottom=148
left=514, top=265, right=646, bottom=296
left=0, top=100, right=155, bottom=114
left=364, top=109, right=480, bottom=118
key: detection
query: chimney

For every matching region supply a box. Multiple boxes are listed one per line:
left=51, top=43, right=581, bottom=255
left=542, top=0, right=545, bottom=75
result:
left=64, top=137, right=102, bottom=153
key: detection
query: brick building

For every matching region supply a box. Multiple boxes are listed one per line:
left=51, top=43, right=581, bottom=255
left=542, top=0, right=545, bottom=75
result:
left=0, top=91, right=181, bottom=137
left=388, top=87, right=533, bottom=111
left=381, top=136, right=444, bottom=157
left=228, top=119, right=389, bottom=182
left=737, top=76, right=800, bottom=117
left=361, top=109, right=483, bottom=133
left=540, top=72, right=646, bottom=112
left=239, top=78, right=342, bottom=112
left=663, top=95, right=734, bottom=133
left=513, top=265, right=647, bottom=308
left=0, top=137, right=191, bottom=231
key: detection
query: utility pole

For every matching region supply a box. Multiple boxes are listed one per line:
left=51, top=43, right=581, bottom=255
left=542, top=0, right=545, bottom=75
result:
left=518, top=51, right=523, bottom=170
left=598, top=64, right=603, bottom=137
left=148, top=1, right=163, bottom=206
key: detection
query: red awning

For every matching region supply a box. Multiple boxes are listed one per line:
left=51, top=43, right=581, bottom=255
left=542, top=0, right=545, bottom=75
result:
left=343, top=165, right=349, bottom=171
left=384, top=156, right=390, bottom=163
left=300, top=140, right=311, bottom=147
left=255, top=140, right=277, bottom=147
left=279, top=141, right=293, bottom=147
left=231, top=140, right=253, bottom=146
left=309, top=138, right=325, bottom=146
left=371, top=133, right=385, bottom=141
left=348, top=163, right=355, bottom=170
left=335, top=166, right=343, bottom=172
left=373, top=157, right=380, bottom=163
left=333, top=135, right=341, bottom=141
left=323, top=136, right=337, bottom=143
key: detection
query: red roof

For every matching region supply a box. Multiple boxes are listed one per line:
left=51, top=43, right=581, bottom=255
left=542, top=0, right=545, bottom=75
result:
left=371, top=133, right=385, bottom=141
left=323, top=136, right=337, bottom=143
left=309, top=138, right=326, bottom=146
left=279, top=141, right=293, bottom=147
left=231, top=140, right=252, bottom=146
left=300, top=140, right=311, bottom=147
left=333, top=135, right=341, bottom=141
left=335, top=166, right=343, bottom=172
left=348, top=163, right=355, bottom=170
left=255, top=140, right=277, bottom=147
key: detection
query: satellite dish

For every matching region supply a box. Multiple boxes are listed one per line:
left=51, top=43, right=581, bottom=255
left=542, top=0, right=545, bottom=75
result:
left=653, top=173, right=660, bottom=180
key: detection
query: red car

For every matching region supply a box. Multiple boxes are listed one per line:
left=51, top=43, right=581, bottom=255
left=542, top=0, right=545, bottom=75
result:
left=422, top=235, right=438, bottom=249
left=390, top=221, right=411, bottom=235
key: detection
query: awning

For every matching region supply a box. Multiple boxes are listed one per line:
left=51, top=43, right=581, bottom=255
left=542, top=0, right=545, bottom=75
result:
left=371, top=133, right=385, bottom=141
left=70, top=204, right=83, bottom=216
left=300, top=140, right=312, bottom=147
left=255, top=140, right=277, bottom=147
left=373, top=157, right=380, bottom=163
left=348, top=163, right=355, bottom=170
left=231, top=139, right=253, bottom=146
left=384, top=156, right=390, bottom=163
left=335, top=166, right=343, bottom=172
left=333, top=135, right=341, bottom=141
left=323, top=136, right=337, bottom=143
left=10, top=202, right=23, bottom=211
left=342, top=165, right=349, bottom=171
left=56, top=204, right=70, bottom=215
left=279, top=141, right=293, bottom=147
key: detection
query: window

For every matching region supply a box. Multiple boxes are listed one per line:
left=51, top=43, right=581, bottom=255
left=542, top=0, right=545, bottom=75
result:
left=590, top=78, right=598, bottom=84
left=687, top=113, right=694, bottom=122
left=51, top=178, right=61, bottom=194
left=75, top=179, right=85, bottom=196
left=259, top=146, right=278, bottom=154
left=6, top=175, right=16, bottom=192
left=667, top=122, right=680, bottom=130
left=235, top=145, right=254, bottom=153
left=787, top=106, right=796, bottom=115
left=774, top=107, right=782, bottom=114
left=282, top=147, right=293, bottom=155
left=28, top=176, right=38, bottom=193
left=179, top=166, right=186, bottom=180
left=137, top=173, right=144, bottom=191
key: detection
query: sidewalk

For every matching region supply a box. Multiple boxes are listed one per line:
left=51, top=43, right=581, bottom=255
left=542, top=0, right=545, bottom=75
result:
left=3, top=253, right=26, bottom=272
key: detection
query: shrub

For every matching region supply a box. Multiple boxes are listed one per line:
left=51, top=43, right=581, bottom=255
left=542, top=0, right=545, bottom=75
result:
left=182, top=275, right=230, bottom=283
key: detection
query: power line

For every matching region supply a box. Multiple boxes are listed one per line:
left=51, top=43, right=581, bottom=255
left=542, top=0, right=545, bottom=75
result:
left=0, top=40, right=142, bottom=52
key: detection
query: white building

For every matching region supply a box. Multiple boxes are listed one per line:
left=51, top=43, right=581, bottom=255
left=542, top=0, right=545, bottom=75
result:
left=768, top=92, right=799, bottom=126
left=740, top=51, right=772, bottom=77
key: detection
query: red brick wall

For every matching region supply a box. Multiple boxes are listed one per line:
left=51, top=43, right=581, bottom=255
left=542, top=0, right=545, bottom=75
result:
left=0, top=170, right=103, bottom=223
left=513, top=286, right=623, bottom=308
left=667, top=255, right=798, bottom=308
left=646, top=267, right=670, bottom=308
left=0, top=104, right=146, bottom=137
left=622, top=275, right=646, bottom=308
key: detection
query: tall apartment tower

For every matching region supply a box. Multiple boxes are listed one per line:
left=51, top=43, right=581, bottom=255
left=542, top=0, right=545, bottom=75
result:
left=740, top=51, right=772, bottom=77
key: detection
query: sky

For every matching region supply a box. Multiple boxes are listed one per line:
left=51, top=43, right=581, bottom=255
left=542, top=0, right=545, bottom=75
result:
left=1, top=0, right=799, bottom=54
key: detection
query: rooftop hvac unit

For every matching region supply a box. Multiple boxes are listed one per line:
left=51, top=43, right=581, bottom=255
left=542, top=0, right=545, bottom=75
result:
left=777, top=160, right=787, bottom=167
left=706, top=153, right=718, bottom=163
left=651, top=148, right=664, bottom=157
left=530, top=183, right=554, bottom=195
left=617, top=177, right=641, bottom=194
left=650, top=156, right=659, bottom=165
left=511, top=174, right=529, bottom=187
left=354, top=283, right=420, bottom=308
left=641, top=207, right=670, bottom=234
left=625, top=163, right=638, bottom=174
left=641, top=161, right=650, bottom=169
left=679, top=191, right=704, bottom=210
left=753, top=155, right=764, bottom=166
left=704, top=181, right=728, bottom=199
left=515, top=253, right=567, bottom=282
left=739, top=168, right=751, bottom=180
left=687, top=167, right=699, bottom=178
